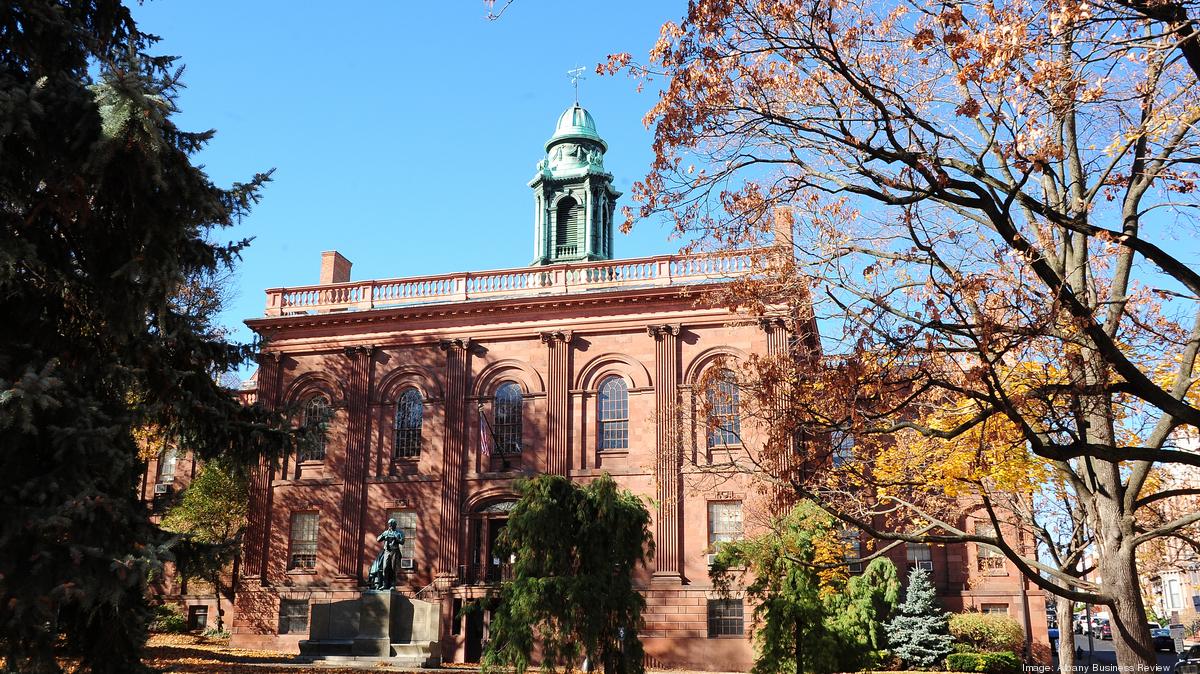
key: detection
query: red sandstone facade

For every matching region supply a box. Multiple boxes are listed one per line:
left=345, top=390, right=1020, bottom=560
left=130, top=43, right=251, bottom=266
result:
left=226, top=248, right=1049, bottom=669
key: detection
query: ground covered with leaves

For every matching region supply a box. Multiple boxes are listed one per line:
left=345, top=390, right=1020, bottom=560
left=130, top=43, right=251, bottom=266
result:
left=141, top=634, right=425, bottom=673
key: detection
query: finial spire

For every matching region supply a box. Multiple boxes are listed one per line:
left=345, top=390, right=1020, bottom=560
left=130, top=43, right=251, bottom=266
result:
left=567, top=66, right=587, bottom=104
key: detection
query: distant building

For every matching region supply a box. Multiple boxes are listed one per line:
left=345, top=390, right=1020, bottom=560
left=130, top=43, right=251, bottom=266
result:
left=222, top=104, right=1048, bottom=669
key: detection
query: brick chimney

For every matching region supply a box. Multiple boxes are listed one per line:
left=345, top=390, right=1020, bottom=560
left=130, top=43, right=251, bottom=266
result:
left=320, top=251, right=352, bottom=284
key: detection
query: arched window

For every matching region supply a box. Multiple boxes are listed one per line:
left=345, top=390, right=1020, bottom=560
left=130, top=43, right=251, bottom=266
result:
left=494, top=382, right=523, bottom=455
left=555, top=196, right=581, bottom=256
left=299, top=395, right=331, bottom=462
left=598, top=376, right=629, bottom=450
left=706, top=369, right=741, bottom=448
left=157, top=446, right=179, bottom=484
left=394, top=388, right=423, bottom=458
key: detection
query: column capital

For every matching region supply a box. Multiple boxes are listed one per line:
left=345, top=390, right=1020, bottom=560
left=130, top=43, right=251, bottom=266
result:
left=757, top=316, right=788, bottom=333
left=342, top=344, right=377, bottom=359
left=646, top=323, right=682, bottom=340
left=437, top=337, right=473, bottom=352
left=539, top=330, right=575, bottom=345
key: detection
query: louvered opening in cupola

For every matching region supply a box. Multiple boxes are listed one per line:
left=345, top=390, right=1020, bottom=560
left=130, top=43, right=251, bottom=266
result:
left=555, top=196, right=583, bottom=258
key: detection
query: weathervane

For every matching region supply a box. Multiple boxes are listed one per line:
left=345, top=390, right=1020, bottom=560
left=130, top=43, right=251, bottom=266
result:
left=567, top=66, right=587, bottom=104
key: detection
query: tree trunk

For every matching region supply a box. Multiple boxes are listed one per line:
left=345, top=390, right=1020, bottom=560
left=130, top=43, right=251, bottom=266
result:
left=1057, top=599, right=1076, bottom=673
left=1098, top=544, right=1155, bottom=669
left=212, top=571, right=223, bottom=633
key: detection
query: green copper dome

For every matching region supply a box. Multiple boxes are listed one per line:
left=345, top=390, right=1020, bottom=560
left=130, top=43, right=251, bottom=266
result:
left=545, top=104, right=607, bottom=152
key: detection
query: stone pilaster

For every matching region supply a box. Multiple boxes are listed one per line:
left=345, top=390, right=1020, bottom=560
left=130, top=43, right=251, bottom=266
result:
left=436, top=338, right=472, bottom=584
left=541, top=330, right=574, bottom=475
left=759, top=317, right=795, bottom=512
left=243, top=351, right=282, bottom=581
left=336, top=345, right=376, bottom=580
left=648, top=323, right=683, bottom=583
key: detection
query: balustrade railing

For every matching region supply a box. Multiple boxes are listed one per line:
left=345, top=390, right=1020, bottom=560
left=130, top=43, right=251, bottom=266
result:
left=263, top=249, right=763, bottom=316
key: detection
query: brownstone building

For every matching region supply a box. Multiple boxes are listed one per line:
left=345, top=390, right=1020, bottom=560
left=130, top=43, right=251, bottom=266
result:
left=223, top=104, right=1048, bottom=670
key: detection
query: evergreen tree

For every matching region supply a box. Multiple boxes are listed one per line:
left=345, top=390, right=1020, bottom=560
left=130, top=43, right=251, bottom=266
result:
left=885, top=568, right=954, bottom=668
left=481, top=474, right=653, bottom=674
left=827, top=557, right=901, bottom=665
left=710, top=501, right=858, bottom=674
left=162, top=460, right=250, bottom=633
left=0, top=2, right=289, bottom=671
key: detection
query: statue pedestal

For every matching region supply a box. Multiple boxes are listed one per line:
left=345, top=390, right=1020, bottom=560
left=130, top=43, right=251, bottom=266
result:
left=300, top=590, right=441, bottom=667
left=351, top=591, right=393, bottom=657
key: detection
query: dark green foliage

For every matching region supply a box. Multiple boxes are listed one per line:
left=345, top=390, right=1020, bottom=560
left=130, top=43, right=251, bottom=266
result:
left=886, top=568, right=955, bottom=669
left=948, top=613, right=1024, bottom=654
left=0, top=2, right=290, bottom=671
left=148, top=604, right=188, bottom=634
left=481, top=474, right=654, bottom=674
left=827, top=557, right=902, bottom=668
left=945, top=651, right=1021, bottom=674
left=711, top=501, right=900, bottom=674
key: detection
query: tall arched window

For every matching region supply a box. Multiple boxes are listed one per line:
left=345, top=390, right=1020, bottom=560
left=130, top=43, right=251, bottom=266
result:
left=555, top=196, right=581, bottom=256
left=598, top=376, right=629, bottom=450
left=706, top=369, right=741, bottom=448
left=299, top=395, right=331, bottom=462
left=494, top=382, right=523, bottom=455
left=394, top=388, right=423, bottom=458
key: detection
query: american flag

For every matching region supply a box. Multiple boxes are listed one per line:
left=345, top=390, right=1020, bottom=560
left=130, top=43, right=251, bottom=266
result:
left=479, top=408, right=492, bottom=457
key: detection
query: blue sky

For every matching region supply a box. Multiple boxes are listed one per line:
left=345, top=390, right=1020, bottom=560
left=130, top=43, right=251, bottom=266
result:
left=130, top=1, right=684, bottom=354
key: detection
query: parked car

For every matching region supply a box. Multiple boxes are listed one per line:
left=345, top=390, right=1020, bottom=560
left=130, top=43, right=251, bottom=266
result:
left=1173, top=644, right=1200, bottom=674
left=1099, top=621, right=1112, bottom=640
left=1152, top=628, right=1176, bottom=653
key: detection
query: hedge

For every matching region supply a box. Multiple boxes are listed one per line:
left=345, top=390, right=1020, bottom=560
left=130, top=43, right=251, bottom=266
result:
left=949, top=612, right=1025, bottom=654
left=945, top=651, right=1021, bottom=674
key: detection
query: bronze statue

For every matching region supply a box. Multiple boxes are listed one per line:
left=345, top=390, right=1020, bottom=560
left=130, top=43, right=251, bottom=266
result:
left=367, top=518, right=405, bottom=590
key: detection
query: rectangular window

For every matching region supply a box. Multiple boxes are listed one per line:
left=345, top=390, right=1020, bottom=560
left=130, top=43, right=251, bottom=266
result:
left=1167, top=579, right=1182, bottom=609
left=974, top=523, right=1005, bottom=574
left=841, top=529, right=863, bottom=573
left=386, top=509, right=418, bottom=560
left=707, top=599, right=744, bottom=637
left=278, top=598, right=309, bottom=634
left=907, top=542, right=933, bottom=570
left=288, top=512, right=319, bottom=570
left=708, top=501, right=744, bottom=548
left=832, top=431, right=854, bottom=468
left=980, top=603, right=1009, bottom=615
left=187, top=605, right=208, bottom=631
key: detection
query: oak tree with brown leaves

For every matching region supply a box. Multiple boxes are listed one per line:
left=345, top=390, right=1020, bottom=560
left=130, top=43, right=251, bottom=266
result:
left=608, top=0, right=1200, bottom=667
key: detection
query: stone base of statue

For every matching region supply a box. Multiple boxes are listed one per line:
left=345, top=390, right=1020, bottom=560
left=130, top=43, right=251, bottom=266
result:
left=298, top=590, right=441, bottom=667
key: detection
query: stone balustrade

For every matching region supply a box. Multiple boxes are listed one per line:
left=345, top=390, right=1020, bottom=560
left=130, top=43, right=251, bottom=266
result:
left=263, top=250, right=762, bottom=317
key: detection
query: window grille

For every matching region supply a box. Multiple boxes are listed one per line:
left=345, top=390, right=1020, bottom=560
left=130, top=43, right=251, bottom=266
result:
left=832, top=431, right=854, bottom=468
left=394, top=389, right=423, bottom=458
left=706, top=369, right=741, bottom=447
left=555, top=197, right=582, bottom=257
left=299, top=396, right=331, bottom=462
left=158, top=446, right=179, bottom=483
left=841, top=529, right=864, bottom=573
left=598, top=376, right=629, bottom=450
left=288, top=512, right=319, bottom=570
left=708, top=501, right=744, bottom=547
left=707, top=599, right=744, bottom=637
left=494, top=382, right=523, bottom=455
left=386, top=509, right=418, bottom=559
left=278, top=598, right=309, bottom=634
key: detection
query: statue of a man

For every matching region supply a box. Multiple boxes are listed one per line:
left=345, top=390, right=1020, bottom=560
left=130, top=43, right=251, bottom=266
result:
left=367, top=518, right=405, bottom=590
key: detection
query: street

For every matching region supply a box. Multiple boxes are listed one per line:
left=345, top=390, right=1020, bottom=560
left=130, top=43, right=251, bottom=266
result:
left=1057, top=637, right=1182, bottom=672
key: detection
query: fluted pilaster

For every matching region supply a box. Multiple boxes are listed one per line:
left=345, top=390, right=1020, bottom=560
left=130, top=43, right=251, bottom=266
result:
left=541, top=330, right=574, bottom=475
left=648, top=323, right=683, bottom=582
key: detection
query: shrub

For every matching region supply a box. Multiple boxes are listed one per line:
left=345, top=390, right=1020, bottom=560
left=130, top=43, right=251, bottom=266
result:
left=949, top=612, right=1024, bottom=654
left=149, top=604, right=188, bottom=633
left=945, top=651, right=1021, bottom=674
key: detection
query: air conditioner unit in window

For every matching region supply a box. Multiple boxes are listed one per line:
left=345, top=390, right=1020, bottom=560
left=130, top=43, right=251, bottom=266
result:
left=399, top=558, right=415, bottom=570
left=917, top=560, right=934, bottom=570
left=153, top=483, right=172, bottom=495
left=706, top=554, right=718, bottom=567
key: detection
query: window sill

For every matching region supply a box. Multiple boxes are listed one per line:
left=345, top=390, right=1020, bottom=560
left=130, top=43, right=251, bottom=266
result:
left=597, top=449, right=630, bottom=457
left=286, top=568, right=317, bottom=576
